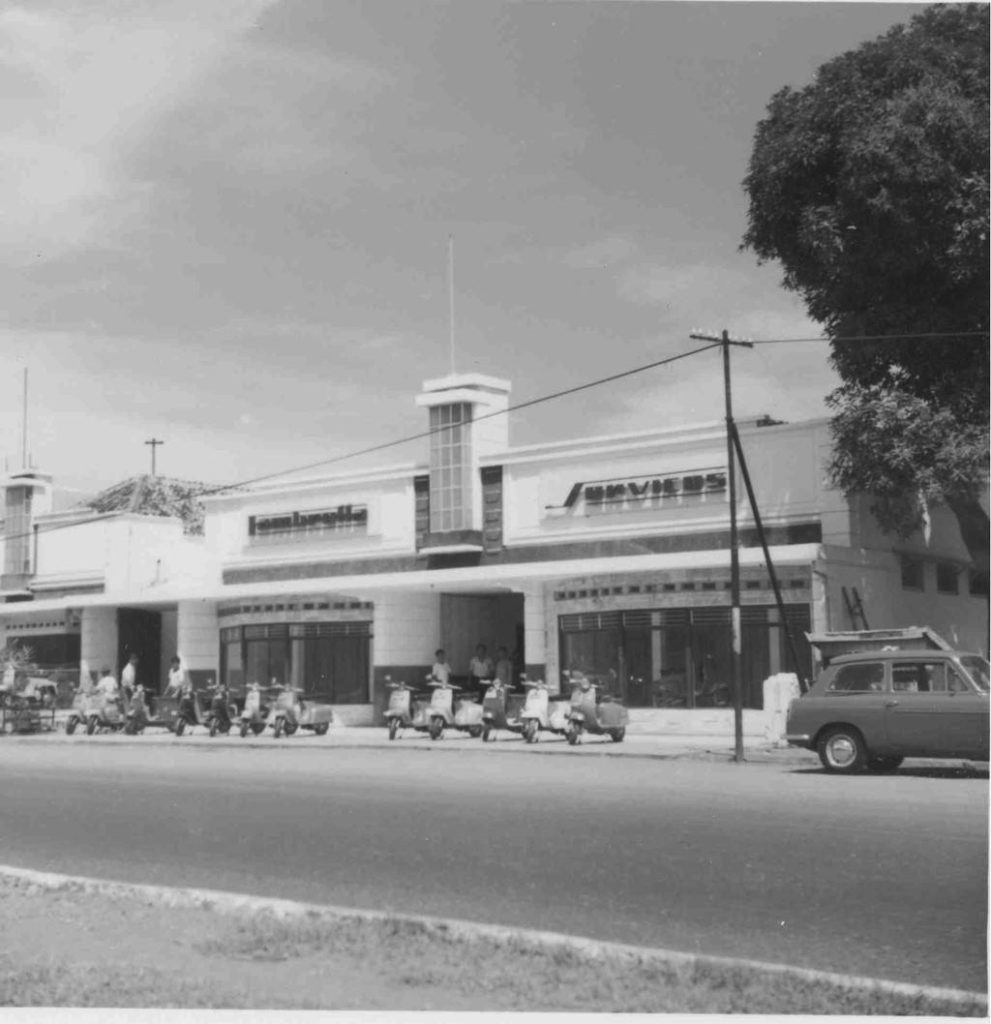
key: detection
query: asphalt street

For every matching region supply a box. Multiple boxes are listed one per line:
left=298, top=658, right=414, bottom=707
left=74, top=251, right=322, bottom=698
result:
left=0, top=740, right=985, bottom=991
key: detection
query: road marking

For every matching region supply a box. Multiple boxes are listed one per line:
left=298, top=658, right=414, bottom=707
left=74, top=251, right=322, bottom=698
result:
left=0, top=863, right=985, bottom=1012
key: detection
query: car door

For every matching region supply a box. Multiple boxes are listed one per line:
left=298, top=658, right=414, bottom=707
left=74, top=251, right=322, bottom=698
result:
left=884, top=659, right=985, bottom=757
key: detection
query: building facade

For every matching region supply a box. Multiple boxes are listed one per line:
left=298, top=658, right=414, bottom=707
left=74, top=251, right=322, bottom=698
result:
left=1, top=373, right=986, bottom=728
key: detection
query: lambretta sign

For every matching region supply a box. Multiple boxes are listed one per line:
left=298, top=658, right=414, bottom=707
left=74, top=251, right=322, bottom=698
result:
left=248, top=504, right=368, bottom=538
left=562, top=470, right=727, bottom=511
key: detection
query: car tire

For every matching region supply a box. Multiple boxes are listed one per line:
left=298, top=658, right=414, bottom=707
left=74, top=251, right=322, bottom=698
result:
left=817, top=726, right=867, bottom=774
left=866, top=755, right=904, bottom=773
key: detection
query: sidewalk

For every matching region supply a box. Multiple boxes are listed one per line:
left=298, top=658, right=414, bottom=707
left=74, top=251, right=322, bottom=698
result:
left=5, top=715, right=824, bottom=765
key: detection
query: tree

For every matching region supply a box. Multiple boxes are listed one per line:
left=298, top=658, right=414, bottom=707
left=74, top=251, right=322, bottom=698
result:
left=741, top=4, right=989, bottom=564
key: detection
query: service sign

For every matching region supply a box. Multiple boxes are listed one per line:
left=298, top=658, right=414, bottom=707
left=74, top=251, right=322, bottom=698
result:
left=561, top=470, right=726, bottom=513
left=248, top=504, right=368, bottom=539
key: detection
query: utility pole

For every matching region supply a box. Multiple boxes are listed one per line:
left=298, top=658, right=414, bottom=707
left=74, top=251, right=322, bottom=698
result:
left=144, top=438, right=164, bottom=476
left=689, top=329, right=753, bottom=762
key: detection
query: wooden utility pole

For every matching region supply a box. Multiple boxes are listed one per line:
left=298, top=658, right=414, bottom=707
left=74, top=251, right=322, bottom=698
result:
left=144, top=438, right=164, bottom=476
left=689, top=329, right=753, bottom=762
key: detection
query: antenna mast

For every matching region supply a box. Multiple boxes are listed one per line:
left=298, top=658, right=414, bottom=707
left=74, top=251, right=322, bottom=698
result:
left=21, top=368, right=28, bottom=469
left=448, top=234, right=456, bottom=375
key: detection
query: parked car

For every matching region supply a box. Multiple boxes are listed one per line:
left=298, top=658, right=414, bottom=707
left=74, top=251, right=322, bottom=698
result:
left=786, top=649, right=989, bottom=773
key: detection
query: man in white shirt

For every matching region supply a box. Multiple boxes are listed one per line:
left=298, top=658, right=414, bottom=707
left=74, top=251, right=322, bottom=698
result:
left=96, top=668, right=119, bottom=700
left=165, top=656, right=191, bottom=696
left=120, top=654, right=138, bottom=701
left=430, top=649, right=452, bottom=685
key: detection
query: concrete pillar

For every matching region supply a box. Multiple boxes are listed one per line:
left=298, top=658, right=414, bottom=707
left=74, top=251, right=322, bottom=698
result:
left=176, top=601, right=219, bottom=686
left=762, top=672, right=801, bottom=746
left=522, top=583, right=548, bottom=685
left=81, top=606, right=117, bottom=686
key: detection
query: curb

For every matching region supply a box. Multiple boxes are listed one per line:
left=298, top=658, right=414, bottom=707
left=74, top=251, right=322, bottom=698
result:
left=0, top=864, right=985, bottom=1013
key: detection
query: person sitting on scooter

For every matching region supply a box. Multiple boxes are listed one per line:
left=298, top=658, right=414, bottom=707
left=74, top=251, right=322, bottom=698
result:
left=96, top=668, right=119, bottom=700
left=430, top=649, right=452, bottom=685
left=494, top=646, right=514, bottom=691
left=165, top=656, right=189, bottom=697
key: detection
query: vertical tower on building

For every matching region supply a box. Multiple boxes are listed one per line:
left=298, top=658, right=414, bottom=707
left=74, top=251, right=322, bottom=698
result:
left=415, top=373, right=510, bottom=549
left=2, top=469, right=53, bottom=594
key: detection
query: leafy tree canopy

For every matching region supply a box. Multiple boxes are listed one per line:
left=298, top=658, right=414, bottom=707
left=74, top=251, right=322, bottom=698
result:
left=742, top=4, right=989, bottom=554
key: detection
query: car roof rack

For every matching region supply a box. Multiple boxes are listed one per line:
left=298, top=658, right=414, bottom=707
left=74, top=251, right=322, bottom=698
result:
left=805, top=627, right=952, bottom=666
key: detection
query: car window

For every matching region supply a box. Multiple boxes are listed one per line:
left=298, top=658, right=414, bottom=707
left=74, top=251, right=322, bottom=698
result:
left=828, top=662, right=885, bottom=692
left=959, top=656, right=990, bottom=693
left=892, top=662, right=948, bottom=693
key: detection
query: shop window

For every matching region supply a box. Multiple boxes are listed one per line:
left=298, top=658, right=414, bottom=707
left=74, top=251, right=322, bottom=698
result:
left=969, top=570, right=990, bottom=597
left=900, top=556, right=925, bottom=591
left=936, top=562, right=959, bottom=595
left=429, top=402, right=473, bottom=532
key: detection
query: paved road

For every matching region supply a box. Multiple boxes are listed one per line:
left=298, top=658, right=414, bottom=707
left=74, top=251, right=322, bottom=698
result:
left=0, top=740, right=985, bottom=991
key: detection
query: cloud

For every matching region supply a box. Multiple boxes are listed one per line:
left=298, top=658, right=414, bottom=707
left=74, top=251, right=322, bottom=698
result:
left=562, top=235, right=638, bottom=270
left=0, top=1, right=276, bottom=264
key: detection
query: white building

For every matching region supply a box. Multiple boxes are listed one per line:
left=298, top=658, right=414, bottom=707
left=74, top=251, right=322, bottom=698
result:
left=1, top=373, right=986, bottom=728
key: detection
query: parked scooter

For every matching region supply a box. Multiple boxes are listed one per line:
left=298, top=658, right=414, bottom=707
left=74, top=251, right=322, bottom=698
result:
left=123, top=685, right=150, bottom=735
left=83, top=692, right=128, bottom=735
left=173, top=688, right=209, bottom=736
left=238, top=683, right=271, bottom=737
left=65, top=689, right=96, bottom=735
left=517, top=675, right=570, bottom=743
left=423, top=676, right=484, bottom=740
left=481, top=679, right=525, bottom=742
left=563, top=673, right=629, bottom=745
left=383, top=676, right=428, bottom=740
left=206, top=681, right=237, bottom=737
left=264, top=685, right=333, bottom=737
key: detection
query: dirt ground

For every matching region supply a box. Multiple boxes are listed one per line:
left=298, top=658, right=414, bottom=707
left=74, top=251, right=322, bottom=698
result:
left=0, top=874, right=984, bottom=1015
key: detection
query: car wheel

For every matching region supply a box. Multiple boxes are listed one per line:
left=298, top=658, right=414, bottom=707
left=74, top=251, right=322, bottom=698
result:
left=609, top=728, right=626, bottom=743
left=866, top=755, right=904, bottom=773
left=388, top=718, right=400, bottom=741
left=66, top=716, right=78, bottom=735
left=817, top=726, right=867, bottom=773
left=429, top=716, right=444, bottom=741
left=523, top=719, right=539, bottom=744
left=314, top=723, right=329, bottom=737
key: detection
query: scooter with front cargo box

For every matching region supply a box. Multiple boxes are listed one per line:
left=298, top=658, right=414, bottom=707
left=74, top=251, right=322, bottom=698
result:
left=422, top=676, right=484, bottom=740
left=563, top=672, right=628, bottom=745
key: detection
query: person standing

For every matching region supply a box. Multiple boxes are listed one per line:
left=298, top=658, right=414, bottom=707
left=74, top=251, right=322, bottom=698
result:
left=165, top=656, right=190, bottom=697
left=469, top=644, right=494, bottom=698
left=430, top=649, right=452, bottom=685
left=96, top=667, right=119, bottom=700
left=494, top=646, right=514, bottom=689
left=120, top=653, right=139, bottom=702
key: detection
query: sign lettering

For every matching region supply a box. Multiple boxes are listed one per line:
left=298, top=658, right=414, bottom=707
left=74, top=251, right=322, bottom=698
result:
left=561, top=470, right=727, bottom=512
left=248, top=504, right=369, bottom=538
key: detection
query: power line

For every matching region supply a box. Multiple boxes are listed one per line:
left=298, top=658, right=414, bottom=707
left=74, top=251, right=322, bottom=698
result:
left=198, top=342, right=723, bottom=497
left=751, top=330, right=989, bottom=345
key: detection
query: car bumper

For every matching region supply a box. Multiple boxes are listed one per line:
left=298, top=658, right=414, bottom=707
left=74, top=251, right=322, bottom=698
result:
left=784, top=733, right=812, bottom=748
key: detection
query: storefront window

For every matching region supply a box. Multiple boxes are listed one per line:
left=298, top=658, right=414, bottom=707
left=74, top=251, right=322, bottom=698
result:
left=559, top=605, right=811, bottom=709
left=220, top=622, right=371, bottom=703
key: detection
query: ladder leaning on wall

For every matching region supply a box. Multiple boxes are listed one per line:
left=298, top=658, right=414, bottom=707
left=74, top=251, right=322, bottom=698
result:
left=841, top=586, right=870, bottom=631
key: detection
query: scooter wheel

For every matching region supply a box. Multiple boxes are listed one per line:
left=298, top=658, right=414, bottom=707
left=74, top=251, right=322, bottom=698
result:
left=469, top=727, right=482, bottom=739
left=209, top=719, right=218, bottom=738
left=65, top=716, right=78, bottom=736
left=428, top=717, right=444, bottom=741
left=314, top=723, right=329, bottom=737
left=523, top=719, right=539, bottom=744
left=482, top=726, right=492, bottom=742
left=388, top=718, right=400, bottom=741
left=566, top=723, right=581, bottom=746
left=86, top=716, right=98, bottom=736
left=240, top=721, right=249, bottom=738
left=175, top=717, right=186, bottom=737
left=609, top=728, right=626, bottom=743
left=251, top=723, right=266, bottom=736
left=274, top=718, right=285, bottom=739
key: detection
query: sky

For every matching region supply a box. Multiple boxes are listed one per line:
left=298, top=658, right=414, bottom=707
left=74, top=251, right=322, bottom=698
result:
left=0, top=0, right=921, bottom=498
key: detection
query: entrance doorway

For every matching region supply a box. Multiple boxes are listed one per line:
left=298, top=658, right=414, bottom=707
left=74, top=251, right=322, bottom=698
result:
left=117, top=608, right=162, bottom=693
left=439, top=592, right=524, bottom=684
